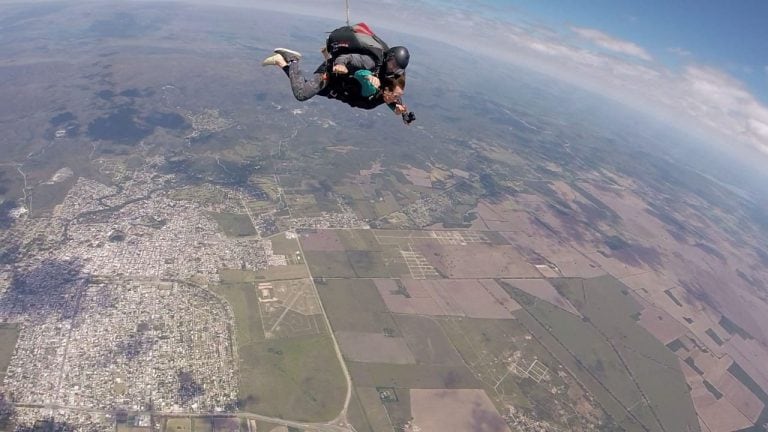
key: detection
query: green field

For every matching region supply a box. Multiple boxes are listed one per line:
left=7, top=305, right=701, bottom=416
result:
left=268, top=232, right=300, bottom=257
left=337, top=230, right=381, bottom=251
left=237, top=334, right=346, bottom=421
left=345, top=250, right=398, bottom=278
left=303, top=251, right=357, bottom=278
left=211, top=274, right=345, bottom=421
left=503, top=276, right=700, bottom=432
left=346, top=387, right=375, bottom=432
left=378, top=387, right=412, bottom=431
left=314, top=279, right=400, bottom=335
left=346, top=362, right=478, bottom=389
left=302, top=230, right=408, bottom=278
left=165, top=418, right=191, bottom=432
left=438, top=317, right=540, bottom=406
left=219, top=266, right=309, bottom=284
left=435, top=316, right=594, bottom=425
left=211, top=417, right=243, bottom=432
left=29, top=178, right=75, bottom=217
left=209, top=212, right=256, bottom=237
left=191, top=418, right=213, bottom=432
left=116, top=425, right=150, bottom=432
left=168, top=186, right=226, bottom=206
left=0, top=324, right=20, bottom=380
left=284, top=192, right=328, bottom=216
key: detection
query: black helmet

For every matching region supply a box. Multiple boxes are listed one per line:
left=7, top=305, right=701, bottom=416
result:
left=387, top=46, right=410, bottom=71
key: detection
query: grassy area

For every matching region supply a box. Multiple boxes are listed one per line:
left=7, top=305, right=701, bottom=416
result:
left=380, top=388, right=412, bottom=432
left=116, top=425, right=149, bottom=432
left=504, top=276, right=699, bottom=432
left=209, top=212, right=256, bottom=237
left=248, top=176, right=281, bottom=201
left=346, top=251, right=393, bottom=278
left=211, top=279, right=264, bottom=347
left=256, top=265, right=309, bottom=281
left=243, top=199, right=276, bottom=215
left=354, top=387, right=394, bottom=432
left=315, top=279, right=399, bottom=335
left=556, top=276, right=698, bottom=432
left=28, top=179, right=75, bottom=217
left=346, top=362, right=478, bottom=389
left=285, top=193, right=325, bottom=216
left=165, top=418, right=191, bottom=432
left=168, top=186, right=226, bottom=205
left=437, top=317, right=533, bottom=404
left=0, top=323, right=20, bottom=380
left=211, top=275, right=345, bottom=422
left=268, top=232, right=300, bottom=257
left=254, top=420, right=281, bottom=432
left=346, top=387, right=374, bottom=432
left=337, top=230, right=381, bottom=251
left=211, top=417, right=242, bottom=432
left=219, top=266, right=309, bottom=284
left=191, top=418, right=213, bottom=432
left=302, top=229, right=408, bottom=278
left=373, top=194, right=401, bottom=218
left=238, top=334, right=346, bottom=421
left=304, top=251, right=357, bottom=278
left=436, top=316, right=588, bottom=424
left=511, top=306, right=643, bottom=432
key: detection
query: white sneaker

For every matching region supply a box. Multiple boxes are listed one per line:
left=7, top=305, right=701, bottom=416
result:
left=273, top=48, right=302, bottom=62
left=261, top=53, right=285, bottom=67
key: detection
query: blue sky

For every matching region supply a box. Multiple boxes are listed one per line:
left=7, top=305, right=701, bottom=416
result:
left=497, top=0, right=768, bottom=102
left=418, top=0, right=768, bottom=102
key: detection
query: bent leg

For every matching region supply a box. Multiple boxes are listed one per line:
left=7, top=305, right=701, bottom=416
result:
left=287, top=61, right=328, bottom=101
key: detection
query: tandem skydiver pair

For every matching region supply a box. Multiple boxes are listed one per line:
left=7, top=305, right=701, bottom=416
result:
left=262, top=22, right=415, bottom=125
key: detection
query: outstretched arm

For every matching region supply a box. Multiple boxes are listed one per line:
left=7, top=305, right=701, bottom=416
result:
left=387, top=101, right=407, bottom=115
left=333, top=53, right=377, bottom=73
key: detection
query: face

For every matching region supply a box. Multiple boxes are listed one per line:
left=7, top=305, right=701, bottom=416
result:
left=382, top=86, right=404, bottom=104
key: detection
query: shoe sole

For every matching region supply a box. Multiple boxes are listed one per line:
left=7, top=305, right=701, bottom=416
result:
left=274, top=48, right=302, bottom=59
left=261, top=54, right=284, bottom=66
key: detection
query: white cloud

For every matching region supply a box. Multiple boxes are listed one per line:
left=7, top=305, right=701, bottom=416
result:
left=672, top=66, right=768, bottom=152
left=362, top=1, right=768, bottom=159
left=570, top=26, right=653, bottom=61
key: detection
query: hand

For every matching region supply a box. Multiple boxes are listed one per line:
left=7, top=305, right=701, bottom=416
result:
left=367, top=75, right=380, bottom=88
left=332, top=64, right=348, bottom=74
left=394, top=104, right=407, bottom=115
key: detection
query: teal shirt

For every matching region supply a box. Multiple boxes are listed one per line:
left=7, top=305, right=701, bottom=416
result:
left=353, top=70, right=378, bottom=97
left=352, top=70, right=398, bottom=112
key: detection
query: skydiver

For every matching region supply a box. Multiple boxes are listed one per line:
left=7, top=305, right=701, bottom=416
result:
left=261, top=48, right=408, bottom=117
left=260, top=23, right=414, bottom=123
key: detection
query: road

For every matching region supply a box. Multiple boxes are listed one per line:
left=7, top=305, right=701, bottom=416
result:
left=16, top=403, right=352, bottom=432
left=294, top=229, right=355, bottom=430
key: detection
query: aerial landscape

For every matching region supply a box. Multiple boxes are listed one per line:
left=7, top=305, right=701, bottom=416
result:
left=1, top=1, right=768, bottom=431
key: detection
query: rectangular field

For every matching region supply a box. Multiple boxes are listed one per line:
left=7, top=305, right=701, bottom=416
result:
left=0, top=323, right=20, bottom=379
left=236, top=334, right=346, bottom=422
left=212, top=276, right=345, bottom=422
left=192, top=418, right=214, bottom=432
left=346, top=362, right=479, bottom=389
left=315, top=279, right=399, bottom=335
left=209, top=212, right=256, bottom=237
left=353, top=387, right=394, bottom=432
